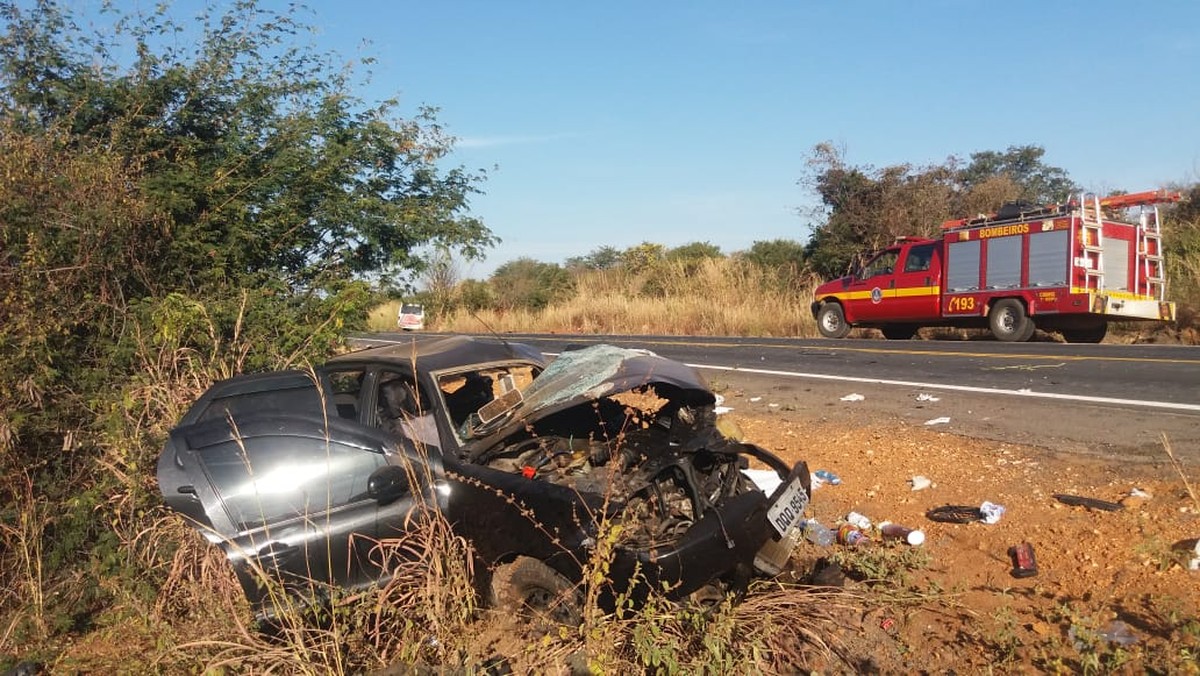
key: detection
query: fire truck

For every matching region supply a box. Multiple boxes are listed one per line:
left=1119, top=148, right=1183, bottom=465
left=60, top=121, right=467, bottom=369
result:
left=810, top=189, right=1181, bottom=343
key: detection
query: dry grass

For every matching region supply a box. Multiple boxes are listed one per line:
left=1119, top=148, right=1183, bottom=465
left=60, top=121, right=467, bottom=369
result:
left=440, top=258, right=822, bottom=337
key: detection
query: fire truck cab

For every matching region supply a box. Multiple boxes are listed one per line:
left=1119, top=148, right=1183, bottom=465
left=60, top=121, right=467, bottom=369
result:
left=811, top=190, right=1180, bottom=343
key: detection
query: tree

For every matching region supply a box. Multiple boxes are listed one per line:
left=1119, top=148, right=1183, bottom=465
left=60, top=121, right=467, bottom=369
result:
left=799, top=141, right=1078, bottom=278
left=666, top=241, right=723, bottom=262
left=0, top=0, right=494, bottom=293
left=566, top=245, right=622, bottom=271
left=490, top=258, right=575, bottom=310
left=958, top=145, right=1078, bottom=205
left=621, top=242, right=667, bottom=274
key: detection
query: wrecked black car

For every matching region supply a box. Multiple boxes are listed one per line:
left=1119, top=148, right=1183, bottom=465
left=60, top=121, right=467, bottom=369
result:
left=157, top=335, right=810, bottom=618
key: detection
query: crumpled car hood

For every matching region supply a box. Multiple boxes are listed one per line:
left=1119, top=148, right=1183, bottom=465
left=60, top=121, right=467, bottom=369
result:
left=467, top=344, right=715, bottom=448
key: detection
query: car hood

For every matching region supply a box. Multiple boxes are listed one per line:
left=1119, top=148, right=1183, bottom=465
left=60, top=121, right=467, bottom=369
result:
left=464, top=344, right=715, bottom=450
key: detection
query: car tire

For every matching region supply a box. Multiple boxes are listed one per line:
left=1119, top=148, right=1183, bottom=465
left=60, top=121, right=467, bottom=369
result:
left=490, top=557, right=580, bottom=625
left=816, top=303, right=852, bottom=339
left=989, top=299, right=1033, bottom=342
left=880, top=325, right=918, bottom=340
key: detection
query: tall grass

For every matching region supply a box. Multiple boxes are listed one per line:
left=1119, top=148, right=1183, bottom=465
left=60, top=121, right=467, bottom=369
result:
left=441, top=257, right=822, bottom=337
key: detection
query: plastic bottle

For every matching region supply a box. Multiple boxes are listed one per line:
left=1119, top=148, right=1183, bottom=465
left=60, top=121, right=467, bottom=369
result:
left=814, top=469, right=841, bottom=485
left=879, top=522, right=925, bottom=546
left=803, top=520, right=835, bottom=547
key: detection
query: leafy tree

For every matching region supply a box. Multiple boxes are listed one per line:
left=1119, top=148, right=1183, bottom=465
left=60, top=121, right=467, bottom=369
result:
left=490, top=258, right=575, bottom=310
left=0, top=0, right=494, bottom=641
left=799, top=141, right=1077, bottom=278
left=621, top=242, right=667, bottom=274
left=456, top=278, right=497, bottom=312
left=666, top=241, right=723, bottom=262
left=744, top=239, right=807, bottom=272
left=958, top=145, right=1079, bottom=206
left=566, top=245, right=623, bottom=271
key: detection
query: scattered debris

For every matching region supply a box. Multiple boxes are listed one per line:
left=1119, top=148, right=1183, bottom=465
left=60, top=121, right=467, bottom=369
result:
left=880, top=522, right=925, bottom=546
left=880, top=617, right=897, bottom=632
left=926, top=505, right=984, bottom=524
left=802, top=520, right=835, bottom=547
left=910, top=475, right=932, bottom=491
left=1098, top=620, right=1138, bottom=646
left=924, top=416, right=951, bottom=426
left=979, top=501, right=1006, bottom=524
left=814, top=469, right=841, bottom=485
left=1053, top=494, right=1123, bottom=512
left=845, top=511, right=872, bottom=530
left=749, top=396, right=762, bottom=402
left=916, top=393, right=941, bottom=402
left=742, top=468, right=782, bottom=495
left=837, top=524, right=870, bottom=546
left=713, top=393, right=733, bottom=415
left=840, top=393, right=865, bottom=402
left=1008, top=542, right=1039, bottom=578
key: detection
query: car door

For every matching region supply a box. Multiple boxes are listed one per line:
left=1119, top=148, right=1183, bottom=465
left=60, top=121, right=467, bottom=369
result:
left=841, top=248, right=900, bottom=323
left=889, top=242, right=941, bottom=320
left=166, top=415, right=438, bottom=613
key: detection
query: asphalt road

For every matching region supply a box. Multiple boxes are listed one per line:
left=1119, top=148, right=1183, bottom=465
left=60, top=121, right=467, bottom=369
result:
left=357, top=333, right=1200, bottom=462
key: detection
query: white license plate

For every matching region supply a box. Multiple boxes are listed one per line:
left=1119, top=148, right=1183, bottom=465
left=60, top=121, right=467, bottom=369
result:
left=766, top=475, right=809, bottom=537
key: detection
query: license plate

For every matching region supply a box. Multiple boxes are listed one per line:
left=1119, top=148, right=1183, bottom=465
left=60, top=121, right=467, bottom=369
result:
left=766, top=475, right=809, bottom=537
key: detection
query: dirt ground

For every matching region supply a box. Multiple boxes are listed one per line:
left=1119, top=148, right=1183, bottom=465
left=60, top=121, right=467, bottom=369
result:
left=722, top=380, right=1200, bottom=673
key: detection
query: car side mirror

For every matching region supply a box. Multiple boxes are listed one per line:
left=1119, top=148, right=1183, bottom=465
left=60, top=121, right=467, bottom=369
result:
left=368, top=465, right=410, bottom=503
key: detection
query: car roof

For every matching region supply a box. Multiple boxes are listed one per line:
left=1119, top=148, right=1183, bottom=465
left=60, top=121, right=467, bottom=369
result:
left=327, top=334, right=545, bottom=373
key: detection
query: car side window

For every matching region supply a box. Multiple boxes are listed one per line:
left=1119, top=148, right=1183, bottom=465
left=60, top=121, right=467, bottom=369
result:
left=859, top=250, right=899, bottom=280
left=327, top=369, right=366, bottom=420
left=903, top=244, right=935, bottom=273
left=375, top=372, right=440, bottom=448
left=198, top=436, right=385, bottom=530
left=195, top=384, right=323, bottom=424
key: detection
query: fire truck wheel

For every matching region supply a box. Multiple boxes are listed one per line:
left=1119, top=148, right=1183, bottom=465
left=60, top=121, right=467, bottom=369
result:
left=817, top=303, right=852, bottom=339
left=880, top=325, right=918, bottom=340
left=989, top=299, right=1033, bottom=342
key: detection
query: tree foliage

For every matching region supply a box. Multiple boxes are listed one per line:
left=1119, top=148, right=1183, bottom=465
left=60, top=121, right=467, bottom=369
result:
left=800, top=142, right=1079, bottom=278
left=489, top=258, right=575, bottom=310
left=0, top=0, right=492, bottom=639
left=565, top=245, right=623, bottom=271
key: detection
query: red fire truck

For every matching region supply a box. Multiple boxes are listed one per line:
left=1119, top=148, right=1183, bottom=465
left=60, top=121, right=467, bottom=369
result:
left=810, top=189, right=1181, bottom=343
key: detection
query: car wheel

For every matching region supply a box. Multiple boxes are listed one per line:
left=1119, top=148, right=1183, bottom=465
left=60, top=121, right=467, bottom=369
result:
left=490, top=557, right=580, bottom=626
left=989, top=299, right=1033, bottom=342
left=817, top=303, right=851, bottom=339
left=880, top=325, right=918, bottom=340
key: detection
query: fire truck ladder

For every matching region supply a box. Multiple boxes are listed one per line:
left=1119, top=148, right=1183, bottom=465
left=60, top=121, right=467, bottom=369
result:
left=1097, top=189, right=1182, bottom=300
left=1137, top=207, right=1166, bottom=299
left=1079, top=193, right=1105, bottom=291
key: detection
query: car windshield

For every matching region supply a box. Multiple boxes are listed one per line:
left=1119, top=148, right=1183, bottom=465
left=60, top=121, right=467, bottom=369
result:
left=400, top=304, right=423, bottom=314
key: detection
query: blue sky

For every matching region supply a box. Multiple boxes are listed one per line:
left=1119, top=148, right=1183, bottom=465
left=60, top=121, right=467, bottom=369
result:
left=127, top=1, right=1200, bottom=277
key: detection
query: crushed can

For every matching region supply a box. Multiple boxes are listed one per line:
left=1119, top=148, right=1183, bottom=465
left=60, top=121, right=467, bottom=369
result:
left=1008, top=541, right=1038, bottom=578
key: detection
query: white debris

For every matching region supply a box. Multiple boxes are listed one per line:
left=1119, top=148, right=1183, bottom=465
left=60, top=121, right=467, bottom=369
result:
left=910, top=475, right=932, bottom=491
left=924, top=416, right=951, bottom=426
left=916, top=393, right=940, bottom=402
left=979, top=501, right=1006, bottom=524
left=749, top=396, right=762, bottom=402
left=714, top=406, right=734, bottom=415
left=840, top=393, right=865, bottom=402
left=741, top=469, right=783, bottom=495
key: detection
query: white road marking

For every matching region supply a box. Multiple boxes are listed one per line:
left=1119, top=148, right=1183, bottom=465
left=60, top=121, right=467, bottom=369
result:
left=690, top=363, right=1200, bottom=413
